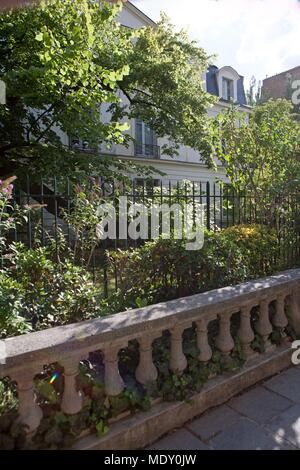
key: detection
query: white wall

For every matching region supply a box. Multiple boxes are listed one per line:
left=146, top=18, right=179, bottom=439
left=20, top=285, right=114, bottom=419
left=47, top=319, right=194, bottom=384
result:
left=119, top=155, right=228, bottom=184
left=118, top=2, right=156, bottom=29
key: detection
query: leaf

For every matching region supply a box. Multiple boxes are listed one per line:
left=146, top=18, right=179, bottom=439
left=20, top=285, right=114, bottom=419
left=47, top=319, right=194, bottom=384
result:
left=95, top=420, right=109, bottom=437
left=35, top=32, right=44, bottom=42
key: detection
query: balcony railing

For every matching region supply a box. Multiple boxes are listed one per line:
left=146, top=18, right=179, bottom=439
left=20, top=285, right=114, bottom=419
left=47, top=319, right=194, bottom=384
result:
left=134, top=142, right=160, bottom=159
left=69, top=143, right=97, bottom=154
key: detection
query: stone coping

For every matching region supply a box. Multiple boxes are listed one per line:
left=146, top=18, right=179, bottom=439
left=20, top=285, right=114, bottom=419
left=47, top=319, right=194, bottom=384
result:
left=1, top=269, right=299, bottom=373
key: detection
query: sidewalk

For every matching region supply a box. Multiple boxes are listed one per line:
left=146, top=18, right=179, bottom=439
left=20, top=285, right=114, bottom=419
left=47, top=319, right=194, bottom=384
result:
left=149, top=366, right=300, bottom=450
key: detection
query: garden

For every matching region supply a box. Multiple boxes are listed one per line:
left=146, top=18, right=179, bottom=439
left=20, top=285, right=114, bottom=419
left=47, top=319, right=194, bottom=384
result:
left=0, top=0, right=300, bottom=451
left=0, top=171, right=299, bottom=449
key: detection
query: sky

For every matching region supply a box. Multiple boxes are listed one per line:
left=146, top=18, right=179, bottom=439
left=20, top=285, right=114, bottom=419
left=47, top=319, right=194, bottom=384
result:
left=131, top=0, right=300, bottom=88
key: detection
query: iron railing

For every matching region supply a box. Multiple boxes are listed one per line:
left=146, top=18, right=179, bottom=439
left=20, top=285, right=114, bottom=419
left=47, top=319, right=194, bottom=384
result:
left=4, top=176, right=300, bottom=297
left=134, top=143, right=160, bottom=159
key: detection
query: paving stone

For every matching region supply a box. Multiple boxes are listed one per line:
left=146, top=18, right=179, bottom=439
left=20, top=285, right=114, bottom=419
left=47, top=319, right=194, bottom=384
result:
left=265, top=404, right=300, bottom=449
left=149, top=428, right=210, bottom=450
left=263, top=368, right=300, bottom=404
left=186, top=405, right=241, bottom=441
left=228, top=386, right=292, bottom=424
left=209, top=417, right=290, bottom=450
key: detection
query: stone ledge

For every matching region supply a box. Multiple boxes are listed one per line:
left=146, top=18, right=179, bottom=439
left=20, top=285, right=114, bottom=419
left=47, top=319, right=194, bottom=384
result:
left=1, top=269, right=300, bottom=370
left=72, top=345, right=293, bottom=450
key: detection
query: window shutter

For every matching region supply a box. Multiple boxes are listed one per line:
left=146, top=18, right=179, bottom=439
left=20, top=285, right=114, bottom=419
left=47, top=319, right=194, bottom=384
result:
left=222, top=78, right=227, bottom=100
left=135, top=120, right=143, bottom=143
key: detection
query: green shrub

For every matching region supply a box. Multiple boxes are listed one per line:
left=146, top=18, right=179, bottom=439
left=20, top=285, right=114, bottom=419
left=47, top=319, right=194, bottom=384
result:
left=221, top=224, right=278, bottom=276
left=0, top=379, right=18, bottom=415
left=0, top=273, right=30, bottom=338
left=0, top=244, right=105, bottom=335
left=108, top=224, right=279, bottom=309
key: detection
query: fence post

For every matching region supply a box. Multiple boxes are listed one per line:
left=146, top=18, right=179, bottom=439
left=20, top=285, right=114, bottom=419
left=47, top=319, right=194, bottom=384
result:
left=206, top=181, right=211, bottom=231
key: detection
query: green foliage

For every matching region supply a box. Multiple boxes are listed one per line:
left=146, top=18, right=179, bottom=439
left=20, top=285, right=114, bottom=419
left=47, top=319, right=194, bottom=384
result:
left=118, top=14, right=218, bottom=166
left=0, top=411, right=27, bottom=450
left=0, top=0, right=133, bottom=177
left=217, top=100, right=300, bottom=198
left=251, top=334, right=265, bottom=354
left=7, top=244, right=104, bottom=331
left=0, top=0, right=217, bottom=177
left=0, top=180, right=290, bottom=449
left=216, top=100, right=300, bottom=265
left=0, top=178, right=110, bottom=335
left=0, top=273, right=31, bottom=338
left=153, top=327, right=245, bottom=402
left=0, top=379, right=18, bottom=415
left=60, top=182, right=108, bottom=267
left=221, top=225, right=278, bottom=276
left=28, top=362, right=151, bottom=449
left=0, top=379, right=26, bottom=450
left=107, top=224, right=279, bottom=309
left=0, top=177, right=32, bottom=254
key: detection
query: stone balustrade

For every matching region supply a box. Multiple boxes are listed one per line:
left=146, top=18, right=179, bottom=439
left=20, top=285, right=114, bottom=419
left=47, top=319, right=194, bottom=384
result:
left=1, top=269, right=300, bottom=435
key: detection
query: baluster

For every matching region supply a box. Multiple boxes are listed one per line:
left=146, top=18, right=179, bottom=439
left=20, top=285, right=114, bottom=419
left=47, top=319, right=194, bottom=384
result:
left=61, top=356, right=83, bottom=415
left=11, top=369, right=43, bottom=434
left=255, top=298, right=273, bottom=350
left=136, top=335, right=158, bottom=385
left=238, top=304, right=255, bottom=359
left=273, top=293, right=288, bottom=332
left=103, top=344, right=125, bottom=396
left=196, top=316, right=215, bottom=363
left=170, top=325, right=187, bottom=374
left=288, top=290, right=300, bottom=336
left=215, top=311, right=235, bottom=356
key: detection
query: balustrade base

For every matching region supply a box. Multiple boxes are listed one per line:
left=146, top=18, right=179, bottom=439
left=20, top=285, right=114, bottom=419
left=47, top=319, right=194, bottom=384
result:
left=244, top=350, right=259, bottom=362
left=72, top=344, right=293, bottom=451
left=208, top=372, right=217, bottom=380
left=264, top=341, right=277, bottom=353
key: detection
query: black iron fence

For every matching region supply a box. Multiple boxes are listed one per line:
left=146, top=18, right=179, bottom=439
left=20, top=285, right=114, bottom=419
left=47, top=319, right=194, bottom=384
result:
left=5, top=176, right=300, bottom=297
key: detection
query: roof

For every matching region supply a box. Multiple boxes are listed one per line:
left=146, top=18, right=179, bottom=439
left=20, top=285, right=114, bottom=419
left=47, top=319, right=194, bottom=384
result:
left=206, top=65, right=247, bottom=107
left=125, top=1, right=157, bottom=27
left=263, top=65, right=300, bottom=84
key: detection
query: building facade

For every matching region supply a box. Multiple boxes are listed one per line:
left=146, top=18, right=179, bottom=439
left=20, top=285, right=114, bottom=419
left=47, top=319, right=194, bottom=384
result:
left=262, top=65, right=300, bottom=101
left=58, top=1, right=252, bottom=185
left=111, top=2, right=252, bottom=184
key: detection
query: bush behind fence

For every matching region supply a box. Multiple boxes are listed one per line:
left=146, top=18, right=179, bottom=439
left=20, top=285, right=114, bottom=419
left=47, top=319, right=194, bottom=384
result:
left=7, top=176, right=300, bottom=298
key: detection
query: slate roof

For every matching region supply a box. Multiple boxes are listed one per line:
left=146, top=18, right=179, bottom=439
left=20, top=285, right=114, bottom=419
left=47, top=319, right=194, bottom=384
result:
left=206, top=65, right=247, bottom=106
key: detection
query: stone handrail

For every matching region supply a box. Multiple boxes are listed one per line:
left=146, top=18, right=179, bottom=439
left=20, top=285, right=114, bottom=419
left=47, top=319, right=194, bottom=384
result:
left=1, top=268, right=300, bottom=434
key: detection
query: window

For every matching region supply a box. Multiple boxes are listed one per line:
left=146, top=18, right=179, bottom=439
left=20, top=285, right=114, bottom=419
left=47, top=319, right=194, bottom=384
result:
left=135, top=120, right=160, bottom=158
left=222, top=78, right=234, bottom=101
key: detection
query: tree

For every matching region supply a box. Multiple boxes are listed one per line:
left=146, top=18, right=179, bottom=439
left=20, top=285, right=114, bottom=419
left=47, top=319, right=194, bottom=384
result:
left=0, top=0, right=217, bottom=179
left=117, top=14, right=217, bottom=164
left=216, top=99, right=300, bottom=198
left=0, top=0, right=134, bottom=178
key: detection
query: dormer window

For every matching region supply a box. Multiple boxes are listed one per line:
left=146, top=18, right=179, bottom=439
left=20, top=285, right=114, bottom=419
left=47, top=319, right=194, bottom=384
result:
left=216, top=66, right=240, bottom=103
left=222, top=77, right=234, bottom=101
